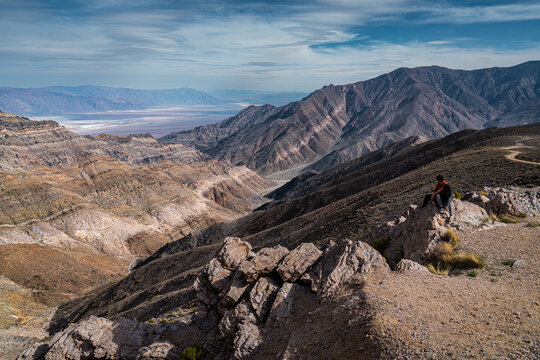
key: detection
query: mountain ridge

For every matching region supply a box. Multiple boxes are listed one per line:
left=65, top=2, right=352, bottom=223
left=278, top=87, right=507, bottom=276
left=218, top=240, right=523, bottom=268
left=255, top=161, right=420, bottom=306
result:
left=161, top=61, right=540, bottom=174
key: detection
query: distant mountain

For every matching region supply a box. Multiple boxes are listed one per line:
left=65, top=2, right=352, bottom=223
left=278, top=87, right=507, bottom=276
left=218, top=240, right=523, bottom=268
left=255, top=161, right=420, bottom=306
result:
left=209, top=89, right=309, bottom=106
left=0, top=86, right=221, bottom=116
left=162, top=61, right=540, bottom=175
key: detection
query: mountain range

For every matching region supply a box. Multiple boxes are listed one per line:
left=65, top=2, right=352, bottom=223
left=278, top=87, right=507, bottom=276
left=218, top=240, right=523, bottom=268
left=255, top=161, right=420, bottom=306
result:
left=0, top=86, right=309, bottom=117
left=162, top=61, right=540, bottom=174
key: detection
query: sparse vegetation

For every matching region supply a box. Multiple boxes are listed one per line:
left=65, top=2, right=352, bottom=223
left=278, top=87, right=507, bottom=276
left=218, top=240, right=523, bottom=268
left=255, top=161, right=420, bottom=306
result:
left=427, top=263, right=451, bottom=276
left=370, top=237, right=390, bottom=255
left=501, top=259, right=515, bottom=266
left=480, top=190, right=489, bottom=196
left=499, top=215, right=519, bottom=224
left=454, top=191, right=463, bottom=200
left=467, top=271, right=478, bottom=277
left=516, top=212, right=526, bottom=218
left=489, top=213, right=500, bottom=222
left=432, top=241, right=454, bottom=259
left=442, top=252, right=485, bottom=269
left=526, top=222, right=539, bottom=228
left=181, top=345, right=203, bottom=360
left=441, top=229, right=459, bottom=249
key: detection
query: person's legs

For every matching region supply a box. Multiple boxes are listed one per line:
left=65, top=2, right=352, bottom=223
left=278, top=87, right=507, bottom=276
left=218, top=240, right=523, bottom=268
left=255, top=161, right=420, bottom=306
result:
left=421, top=194, right=432, bottom=208
left=445, top=194, right=454, bottom=216
left=435, top=193, right=443, bottom=207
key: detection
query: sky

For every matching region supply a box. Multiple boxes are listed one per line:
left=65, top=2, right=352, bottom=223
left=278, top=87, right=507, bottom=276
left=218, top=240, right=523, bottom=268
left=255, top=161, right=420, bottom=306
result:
left=1, top=0, right=540, bottom=92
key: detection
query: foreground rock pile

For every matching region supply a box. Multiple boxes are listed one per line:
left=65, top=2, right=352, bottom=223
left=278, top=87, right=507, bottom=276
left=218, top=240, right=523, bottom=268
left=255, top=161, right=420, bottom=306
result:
left=17, top=186, right=539, bottom=359
left=194, top=237, right=389, bottom=359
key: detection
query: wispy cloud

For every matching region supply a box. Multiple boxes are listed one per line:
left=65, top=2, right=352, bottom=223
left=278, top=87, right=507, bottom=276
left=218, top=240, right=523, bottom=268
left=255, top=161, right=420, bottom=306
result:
left=0, top=0, right=539, bottom=91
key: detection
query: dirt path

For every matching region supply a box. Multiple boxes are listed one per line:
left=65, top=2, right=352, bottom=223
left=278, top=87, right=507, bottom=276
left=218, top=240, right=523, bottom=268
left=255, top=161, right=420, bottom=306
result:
left=501, top=145, right=540, bottom=166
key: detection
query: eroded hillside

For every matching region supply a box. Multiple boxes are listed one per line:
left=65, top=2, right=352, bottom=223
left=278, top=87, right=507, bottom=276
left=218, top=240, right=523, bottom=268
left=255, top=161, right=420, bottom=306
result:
left=0, top=111, right=272, bottom=338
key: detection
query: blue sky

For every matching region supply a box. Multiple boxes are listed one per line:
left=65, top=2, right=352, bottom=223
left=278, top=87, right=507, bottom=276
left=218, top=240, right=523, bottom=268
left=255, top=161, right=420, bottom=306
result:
left=1, top=0, right=539, bottom=92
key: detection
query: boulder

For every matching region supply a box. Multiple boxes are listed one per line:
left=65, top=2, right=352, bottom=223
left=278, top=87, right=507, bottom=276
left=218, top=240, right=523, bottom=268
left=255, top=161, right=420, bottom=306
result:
left=249, top=277, right=280, bottom=321
left=193, top=273, right=219, bottom=307
left=220, top=270, right=249, bottom=306
left=276, top=243, right=322, bottom=282
left=238, top=245, right=289, bottom=282
left=217, top=237, right=252, bottom=270
left=202, top=258, right=233, bottom=291
left=136, top=342, right=179, bottom=360
left=20, top=316, right=163, bottom=360
left=395, top=259, right=430, bottom=274
left=266, top=283, right=305, bottom=326
left=486, top=189, right=540, bottom=216
left=234, top=321, right=262, bottom=359
left=313, top=240, right=390, bottom=295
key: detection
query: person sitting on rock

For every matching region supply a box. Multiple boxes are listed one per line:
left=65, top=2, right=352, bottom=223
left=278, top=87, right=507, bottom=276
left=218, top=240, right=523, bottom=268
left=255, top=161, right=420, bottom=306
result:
left=421, top=175, right=453, bottom=218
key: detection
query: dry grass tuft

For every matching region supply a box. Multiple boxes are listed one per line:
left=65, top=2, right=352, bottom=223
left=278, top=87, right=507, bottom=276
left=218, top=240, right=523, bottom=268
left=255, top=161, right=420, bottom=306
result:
left=441, top=229, right=459, bottom=249
left=432, top=241, right=454, bottom=259
left=442, top=252, right=485, bottom=269
left=427, top=263, right=451, bottom=276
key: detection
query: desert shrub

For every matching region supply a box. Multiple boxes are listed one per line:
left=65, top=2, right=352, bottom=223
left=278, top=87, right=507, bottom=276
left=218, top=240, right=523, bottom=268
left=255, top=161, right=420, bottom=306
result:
left=181, top=345, right=203, bottom=360
left=526, top=222, right=539, bottom=228
left=427, top=263, right=451, bottom=276
left=442, top=252, right=485, bottom=269
left=432, top=241, right=454, bottom=260
left=441, top=229, right=459, bottom=249
left=516, top=212, right=526, bottom=218
left=467, top=271, right=478, bottom=277
left=501, top=259, right=515, bottom=266
left=489, top=214, right=500, bottom=222
left=499, top=215, right=518, bottom=224
left=480, top=190, right=489, bottom=196
left=370, top=237, right=390, bottom=255
left=454, top=191, right=463, bottom=200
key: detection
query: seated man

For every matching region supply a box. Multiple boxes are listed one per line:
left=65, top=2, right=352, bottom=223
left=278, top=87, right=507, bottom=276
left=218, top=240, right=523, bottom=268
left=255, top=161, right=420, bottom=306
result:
left=421, top=175, right=453, bottom=218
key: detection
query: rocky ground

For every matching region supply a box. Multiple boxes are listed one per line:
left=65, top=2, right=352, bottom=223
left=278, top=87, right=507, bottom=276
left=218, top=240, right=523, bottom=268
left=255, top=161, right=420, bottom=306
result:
left=17, top=187, right=539, bottom=360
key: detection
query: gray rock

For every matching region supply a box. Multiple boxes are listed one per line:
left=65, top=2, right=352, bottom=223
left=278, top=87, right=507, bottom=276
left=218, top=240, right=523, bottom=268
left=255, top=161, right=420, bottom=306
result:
left=203, top=258, right=233, bottom=291
left=220, top=270, right=249, bottom=306
left=217, top=237, right=252, bottom=270
left=249, top=277, right=280, bottom=321
left=266, top=283, right=305, bottom=326
left=315, top=239, right=390, bottom=295
left=234, top=321, right=261, bottom=359
left=394, top=259, right=430, bottom=274
left=20, top=316, right=163, bottom=360
left=276, top=243, right=322, bottom=282
left=511, top=260, right=526, bottom=269
left=238, top=245, right=289, bottom=282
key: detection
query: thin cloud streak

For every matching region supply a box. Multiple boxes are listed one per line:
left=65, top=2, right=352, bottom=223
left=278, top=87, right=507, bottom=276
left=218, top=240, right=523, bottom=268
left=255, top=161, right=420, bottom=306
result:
left=0, top=0, right=539, bottom=90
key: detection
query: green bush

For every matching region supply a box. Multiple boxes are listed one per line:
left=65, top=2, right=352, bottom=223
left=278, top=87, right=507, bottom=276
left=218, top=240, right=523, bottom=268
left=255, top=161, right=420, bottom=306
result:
left=181, top=345, right=203, bottom=360
left=501, top=259, right=515, bottom=266
left=467, top=271, right=478, bottom=277
left=454, top=191, right=463, bottom=200
left=370, top=237, right=390, bottom=255
left=499, top=215, right=518, bottom=224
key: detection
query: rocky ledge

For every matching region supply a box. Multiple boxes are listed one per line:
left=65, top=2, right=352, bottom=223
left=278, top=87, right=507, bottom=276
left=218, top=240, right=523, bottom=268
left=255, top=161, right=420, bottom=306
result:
left=19, top=186, right=539, bottom=359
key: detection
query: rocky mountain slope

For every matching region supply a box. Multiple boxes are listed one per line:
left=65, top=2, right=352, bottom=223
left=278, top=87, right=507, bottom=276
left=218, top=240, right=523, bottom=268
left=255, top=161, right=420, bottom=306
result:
left=30, top=123, right=538, bottom=357
left=162, top=61, right=540, bottom=174
left=0, top=111, right=272, bottom=335
left=0, top=86, right=220, bottom=116
left=19, top=185, right=539, bottom=359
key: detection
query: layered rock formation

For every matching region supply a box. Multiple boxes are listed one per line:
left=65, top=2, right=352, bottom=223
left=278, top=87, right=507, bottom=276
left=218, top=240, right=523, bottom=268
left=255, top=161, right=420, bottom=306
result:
left=162, top=61, right=540, bottom=174
left=0, top=111, right=272, bottom=322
